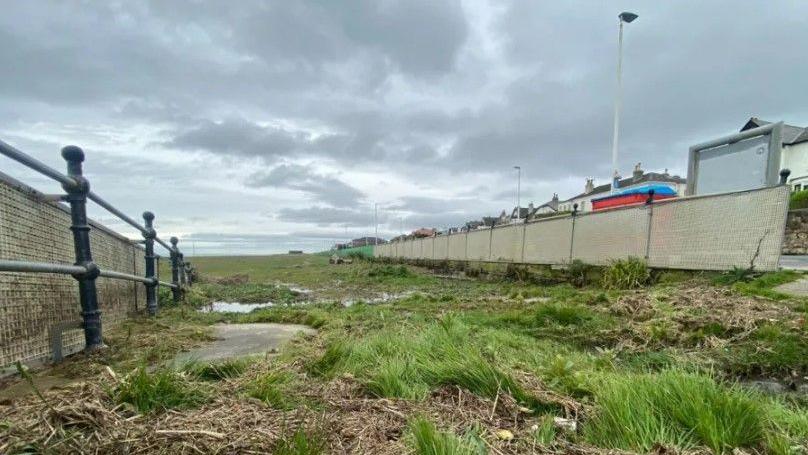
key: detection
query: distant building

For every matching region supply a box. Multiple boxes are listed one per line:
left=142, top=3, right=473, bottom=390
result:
left=350, top=237, right=386, bottom=247
left=557, top=163, right=686, bottom=213
left=741, top=117, right=808, bottom=191
left=288, top=250, right=303, bottom=255
left=412, top=228, right=436, bottom=238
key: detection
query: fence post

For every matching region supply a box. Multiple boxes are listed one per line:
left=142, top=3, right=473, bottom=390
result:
left=179, top=253, right=187, bottom=286
left=568, top=203, right=578, bottom=263
left=645, top=190, right=655, bottom=261
left=142, top=211, right=158, bottom=316
left=61, top=146, right=104, bottom=352
left=185, top=261, right=193, bottom=286
left=170, top=236, right=181, bottom=303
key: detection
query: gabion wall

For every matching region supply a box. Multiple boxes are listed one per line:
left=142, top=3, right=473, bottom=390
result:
left=0, top=173, right=145, bottom=369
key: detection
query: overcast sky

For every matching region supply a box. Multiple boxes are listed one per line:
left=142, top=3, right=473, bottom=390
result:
left=2, top=1, right=807, bottom=255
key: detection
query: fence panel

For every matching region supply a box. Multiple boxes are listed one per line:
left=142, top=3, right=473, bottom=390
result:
left=572, top=207, right=649, bottom=265
left=448, top=232, right=466, bottom=260
left=466, top=229, right=491, bottom=261
left=523, top=217, right=573, bottom=264
left=434, top=235, right=449, bottom=260
left=648, top=186, right=787, bottom=270
left=420, top=237, right=434, bottom=259
left=490, top=224, right=523, bottom=262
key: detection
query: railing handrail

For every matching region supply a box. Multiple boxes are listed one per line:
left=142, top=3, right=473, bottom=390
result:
left=0, top=139, right=177, bottom=254
left=0, top=139, right=77, bottom=187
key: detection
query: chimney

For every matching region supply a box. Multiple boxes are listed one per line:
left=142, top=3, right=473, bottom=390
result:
left=551, top=193, right=559, bottom=209
left=584, top=178, right=594, bottom=194
left=632, top=162, right=643, bottom=182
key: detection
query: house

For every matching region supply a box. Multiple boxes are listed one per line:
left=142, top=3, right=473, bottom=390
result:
left=350, top=237, right=386, bottom=247
left=741, top=117, right=808, bottom=191
left=530, top=194, right=560, bottom=217
left=557, top=163, right=686, bottom=213
left=412, top=228, right=436, bottom=238
left=509, top=206, right=530, bottom=221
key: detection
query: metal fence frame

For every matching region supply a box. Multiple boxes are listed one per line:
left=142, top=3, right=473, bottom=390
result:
left=0, top=139, right=194, bottom=356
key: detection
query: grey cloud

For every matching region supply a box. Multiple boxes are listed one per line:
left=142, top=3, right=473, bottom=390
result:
left=276, top=207, right=373, bottom=227
left=165, top=119, right=305, bottom=159
left=247, top=164, right=365, bottom=208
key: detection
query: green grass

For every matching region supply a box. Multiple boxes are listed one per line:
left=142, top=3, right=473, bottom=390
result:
left=273, top=427, right=326, bottom=455
left=181, top=357, right=253, bottom=381
left=601, top=257, right=651, bottom=289
left=305, top=317, right=557, bottom=411
left=408, top=417, right=483, bottom=455
left=583, top=369, right=800, bottom=453
left=730, top=270, right=801, bottom=300
left=532, top=414, right=556, bottom=446
left=245, top=371, right=299, bottom=409
left=722, top=323, right=808, bottom=376
left=112, top=367, right=209, bottom=413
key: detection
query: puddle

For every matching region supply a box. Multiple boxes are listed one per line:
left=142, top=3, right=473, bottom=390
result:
left=198, top=301, right=274, bottom=313
left=342, top=291, right=414, bottom=307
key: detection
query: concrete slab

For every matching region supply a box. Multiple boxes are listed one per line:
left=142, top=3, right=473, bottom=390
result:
left=774, top=277, right=808, bottom=297
left=174, top=323, right=316, bottom=364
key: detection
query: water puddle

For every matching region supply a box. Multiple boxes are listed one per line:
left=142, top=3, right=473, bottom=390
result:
left=342, top=291, right=414, bottom=307
left=198, top=301, right=274, bottom=313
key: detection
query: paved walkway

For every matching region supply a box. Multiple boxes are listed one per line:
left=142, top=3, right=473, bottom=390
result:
left=174, top=323, right=316, bottom=364
left=774, top=277, right=808, bottom=297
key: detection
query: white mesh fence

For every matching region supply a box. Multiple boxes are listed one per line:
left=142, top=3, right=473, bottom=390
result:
left=375, top=186, right=788, bottom=271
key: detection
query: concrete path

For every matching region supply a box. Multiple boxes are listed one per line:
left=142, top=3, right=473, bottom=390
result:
left=774, top=277, right=808, bottom=297
left=174, top=323, right=316, bottom=364
left=779, top=255, right=808, bottom=271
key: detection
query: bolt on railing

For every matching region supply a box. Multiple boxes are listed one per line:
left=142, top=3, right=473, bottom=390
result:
left=0, top=139, right=189, bottom=358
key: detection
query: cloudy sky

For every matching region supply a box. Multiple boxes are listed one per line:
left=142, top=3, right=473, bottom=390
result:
left=2, top=1, right=807, bottom=255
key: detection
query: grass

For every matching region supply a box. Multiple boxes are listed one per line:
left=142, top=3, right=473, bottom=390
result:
left=245, top=370, right=298, bottom=409
left=582, top=369, right=800, bottom=453
left=9, top=254, right=808, bottom=453
left=730, top=270, right=801, bottom=300
left=601, top=257, right=651, bottom=289
left=181, top=357, right=253, bottom=381
left=408, top=417, right=483, bottom=455
left=112, top=367, right=209, bottom=413
left=273, top=427, right=327, bottom=455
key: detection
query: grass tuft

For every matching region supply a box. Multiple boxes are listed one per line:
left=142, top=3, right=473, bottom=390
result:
left=113, top=367, right=208, bottom=413
left=246, top=371, right=297, bottom=409
left=408, top=417, right=481, bottom=455
left=601, top=257, right=650, bottom=289
left=584, top=369, right=767, bottom=453
left=182, top=357, right=252, bottom=381
left=273, top=427, right=326, bottom=455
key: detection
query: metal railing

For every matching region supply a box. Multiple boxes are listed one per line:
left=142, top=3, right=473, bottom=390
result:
left=0, top=138, right=195, bottom=354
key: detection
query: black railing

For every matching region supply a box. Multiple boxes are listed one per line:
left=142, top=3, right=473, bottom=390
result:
left=0, top=138, right=193, bottom=353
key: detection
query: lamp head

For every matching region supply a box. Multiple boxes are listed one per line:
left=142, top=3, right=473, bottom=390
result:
left=619, top=12, right=638, bottom=23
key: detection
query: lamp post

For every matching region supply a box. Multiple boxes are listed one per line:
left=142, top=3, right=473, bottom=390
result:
left=514, top=166, right=521, bottom=218
left=610, top=11, right=638, bottom=193
left=374, top=203, right=378, bottom=245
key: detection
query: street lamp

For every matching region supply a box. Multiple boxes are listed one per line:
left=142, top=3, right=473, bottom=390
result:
left=374, top=203, right=378, bottom=246
left=610, top=11, right=638, bottom=193
left=514, top=166, right=521, bottom=218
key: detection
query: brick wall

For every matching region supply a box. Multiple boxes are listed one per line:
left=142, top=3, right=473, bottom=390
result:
left=783, top=210, right=808, bottom=255
left=0, top=172, right=145, bottom=369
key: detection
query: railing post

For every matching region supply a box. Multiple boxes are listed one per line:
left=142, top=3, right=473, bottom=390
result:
left=61, top=146, right=104, bottom=352
left=179, top=253, right=187, bottom=286
left=142, top=211, right=158, bottom=316
left=170, top=236, right=181, bottom=303
left=185, top=261, right=194, bottom=286
left=569, top=203, right=578, bottom=263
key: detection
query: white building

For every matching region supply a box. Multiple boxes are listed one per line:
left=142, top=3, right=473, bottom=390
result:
left=557, top=163, right=686, bottom=213
left=741, top=118, right=808, bottom=191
